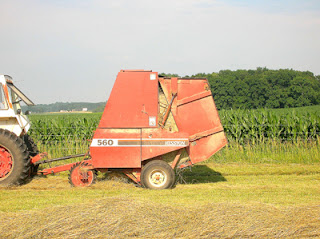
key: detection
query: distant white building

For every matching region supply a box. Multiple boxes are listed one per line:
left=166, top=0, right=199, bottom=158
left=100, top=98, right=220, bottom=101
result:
left=82, top=108, right=88, bottom=112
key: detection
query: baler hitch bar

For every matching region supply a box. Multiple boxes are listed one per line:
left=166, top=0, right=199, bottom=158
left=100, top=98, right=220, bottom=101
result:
left=34, top=153, right=87, bottom=165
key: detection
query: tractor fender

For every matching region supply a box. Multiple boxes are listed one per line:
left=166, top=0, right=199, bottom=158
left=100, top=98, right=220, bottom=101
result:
left=0, top=117, right=23, bottom=136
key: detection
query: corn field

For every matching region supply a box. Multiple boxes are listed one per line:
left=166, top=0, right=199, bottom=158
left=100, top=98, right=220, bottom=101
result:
left=28, top=113, right=100, bottom=158
left=29, top=113, right=99, bottom=144
left=28, top=107, right=320, bottom=145
left=220, top=108, right=320, bottom=143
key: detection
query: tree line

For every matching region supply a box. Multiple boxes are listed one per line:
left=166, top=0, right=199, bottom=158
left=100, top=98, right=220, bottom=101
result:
left=22, top=102, right=106, bottom=113
left=162, top=68, right=320, bottom=109
left=24, top=68, right=320, bottom=113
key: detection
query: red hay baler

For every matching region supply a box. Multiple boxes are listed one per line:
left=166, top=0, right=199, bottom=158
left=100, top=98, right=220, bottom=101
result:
left=32, top=70, right=228, bottom=189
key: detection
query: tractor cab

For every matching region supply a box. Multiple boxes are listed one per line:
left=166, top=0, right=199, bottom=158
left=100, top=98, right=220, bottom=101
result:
left=0, top=75, right=35, bottom=136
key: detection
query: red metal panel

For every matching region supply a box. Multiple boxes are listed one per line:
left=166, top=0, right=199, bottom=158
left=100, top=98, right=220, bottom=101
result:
left=90, top=129, right=141, bottom=168
left=188, top=132, right=227, bottom=164
left=98, top=70, right=158, bottom=128
left=160, top=78, right=227, bottom=164
left=177, top=91, right=212, bottom=106
left=177, top=79, right=210, bottom=100
left=176, top=96, right=222, bottom=136
left=171, top=77, right=178, bottom=94
left=141, top=128, right=189, bottom=161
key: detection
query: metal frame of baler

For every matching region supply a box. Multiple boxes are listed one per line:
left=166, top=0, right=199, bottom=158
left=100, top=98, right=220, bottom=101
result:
left=29, top=79, right=192, bottom=185
left=27, top=70, right=227, bottom=187
left=30, top=147, right=192, bottom=185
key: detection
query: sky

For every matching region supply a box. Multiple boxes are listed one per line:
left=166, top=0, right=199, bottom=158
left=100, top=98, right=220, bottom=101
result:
left=0, top=0, right=319, bottom=104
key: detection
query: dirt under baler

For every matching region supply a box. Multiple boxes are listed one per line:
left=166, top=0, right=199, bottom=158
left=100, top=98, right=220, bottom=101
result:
left=32, top=70, right=228, bottom=189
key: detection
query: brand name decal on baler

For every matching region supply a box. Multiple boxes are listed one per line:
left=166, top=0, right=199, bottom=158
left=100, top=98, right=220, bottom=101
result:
left=91, top=139, right=188, bottom=147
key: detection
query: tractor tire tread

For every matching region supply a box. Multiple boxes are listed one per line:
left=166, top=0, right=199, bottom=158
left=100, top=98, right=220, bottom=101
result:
left=0, top=129, right=30, bottom=186
left=23, top=134, right=39, bottom=156
left=23, top=134, right=39, bottom=177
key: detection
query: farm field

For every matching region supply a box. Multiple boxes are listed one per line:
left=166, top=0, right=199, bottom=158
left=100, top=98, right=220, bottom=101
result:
left=0, top=163, right=320, bottom=238
left=0, top=105, right=319, bottom=238
left=27, top=105, right=320, bottom=165
left=28, top=105, right=320, bottom=147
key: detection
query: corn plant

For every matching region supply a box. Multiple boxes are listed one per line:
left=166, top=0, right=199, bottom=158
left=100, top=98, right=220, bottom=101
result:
left=28, top=106, right=320, bottom=147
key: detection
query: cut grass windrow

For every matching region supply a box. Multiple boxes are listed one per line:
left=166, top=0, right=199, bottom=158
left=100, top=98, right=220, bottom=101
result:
left=0, top=163, right=320, bottom=238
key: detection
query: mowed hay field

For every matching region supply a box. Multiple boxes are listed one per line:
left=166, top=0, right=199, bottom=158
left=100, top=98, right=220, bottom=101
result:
left=1, top=164, right=320, bottom=238
left=0, top=106, right=320, bottom=238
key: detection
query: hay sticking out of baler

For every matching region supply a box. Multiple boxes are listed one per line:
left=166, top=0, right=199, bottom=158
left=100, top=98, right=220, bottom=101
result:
left=158, top=85, right=190, bottom=166
left=158, top=86, right=179, bottom=133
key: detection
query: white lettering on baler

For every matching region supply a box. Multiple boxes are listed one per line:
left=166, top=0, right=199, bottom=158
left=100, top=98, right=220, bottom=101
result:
left=91, top=139, right=189, bottom=147
left=164, top=141, right=187, bottom=146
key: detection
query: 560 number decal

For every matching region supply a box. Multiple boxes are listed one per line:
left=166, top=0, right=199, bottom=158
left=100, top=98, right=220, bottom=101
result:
left=97, top=139, right=114, bottom=146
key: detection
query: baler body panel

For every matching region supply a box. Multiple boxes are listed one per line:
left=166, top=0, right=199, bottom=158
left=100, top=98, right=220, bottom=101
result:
left=187, top=131, right=227, bottom=164
left=91, top=129, right=142, bottom=168
left=90, top=70, right=227, bottom=169
left=160, top=78, right=227, bottom=164
left=98, top=70, right=158, bottom=128
left=141, top=128, right=189, bottom=161
left=90, top=128, right=189, bottom=168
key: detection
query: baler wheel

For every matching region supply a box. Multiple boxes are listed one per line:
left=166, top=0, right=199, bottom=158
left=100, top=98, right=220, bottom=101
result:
left=0, top=129, right=30, bottom=186
left=141, top=160, right=175, bottom=190
left=69, top=162, right=96, bottom=187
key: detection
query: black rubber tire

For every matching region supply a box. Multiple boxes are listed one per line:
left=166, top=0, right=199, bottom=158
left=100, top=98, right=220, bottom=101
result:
left=141, top=160, right=175, bottom=190
left=23, top=134, right=39, bottom=156
left=0, top=129, right=30, bottom=186
left=23, top=134, right=39, bottom=176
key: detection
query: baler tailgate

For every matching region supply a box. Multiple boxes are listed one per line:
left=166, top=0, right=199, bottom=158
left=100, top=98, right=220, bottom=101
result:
left=160, top=78, right=227, bottom=164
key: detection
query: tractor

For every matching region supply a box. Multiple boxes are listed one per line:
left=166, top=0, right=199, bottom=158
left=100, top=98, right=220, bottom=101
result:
left=0, top=75, right=38, bottom=186
left=0, top=70, right=227, bottom=189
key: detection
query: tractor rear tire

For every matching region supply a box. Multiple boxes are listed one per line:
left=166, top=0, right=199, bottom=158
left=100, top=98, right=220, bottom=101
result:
left=23, top=134, right=39, bottom=177
left=0, top=129, right=30, bottom=186
left=23, top=134, right=39, bottom=156
left=141, top=160, right=175, bottom=190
